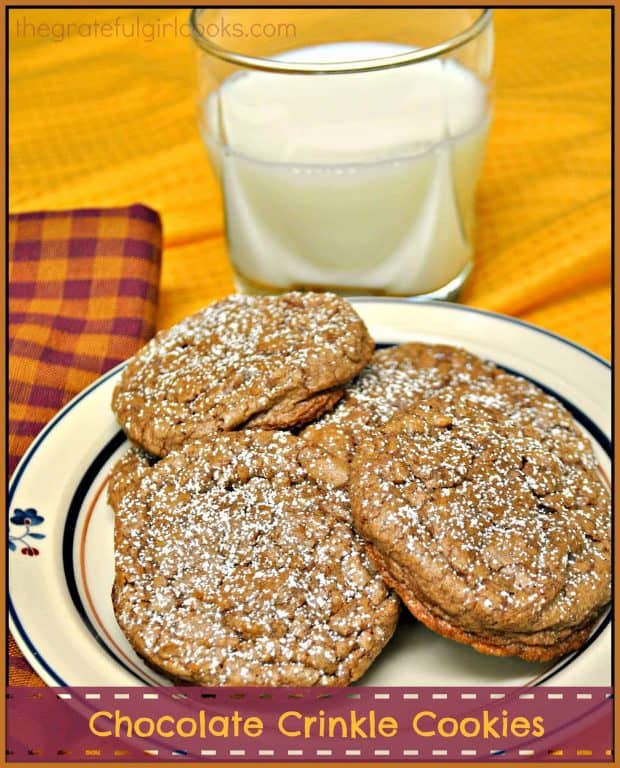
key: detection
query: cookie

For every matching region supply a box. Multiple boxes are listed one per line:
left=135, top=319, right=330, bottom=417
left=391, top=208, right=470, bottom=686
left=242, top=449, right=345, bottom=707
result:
left=112, top=430, right=400, bottom=685
left=112, top=292, right=373, bottom=456
left=350, top=380, right=611, bottom=661
left=299, top=343, right=497, bottom=515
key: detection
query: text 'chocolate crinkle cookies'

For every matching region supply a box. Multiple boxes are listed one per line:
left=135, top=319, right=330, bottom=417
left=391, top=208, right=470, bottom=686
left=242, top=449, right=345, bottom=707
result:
left=112, top=431, right=400, bottom=686
left=112, top=292, right=374, bottom=456
left=351, top=378, right=611, bottom=662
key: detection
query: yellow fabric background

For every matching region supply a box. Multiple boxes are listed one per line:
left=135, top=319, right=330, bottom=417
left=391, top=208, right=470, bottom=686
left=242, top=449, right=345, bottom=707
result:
left=9, top=8, right=611, bottom=358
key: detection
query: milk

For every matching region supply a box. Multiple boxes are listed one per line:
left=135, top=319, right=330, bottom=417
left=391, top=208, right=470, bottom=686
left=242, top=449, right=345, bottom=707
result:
left=202, top=42, right=490, bottom=296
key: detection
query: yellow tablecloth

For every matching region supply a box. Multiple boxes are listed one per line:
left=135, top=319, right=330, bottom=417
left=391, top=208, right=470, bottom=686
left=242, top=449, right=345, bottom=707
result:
left=9, top=8, right=611, bottom=358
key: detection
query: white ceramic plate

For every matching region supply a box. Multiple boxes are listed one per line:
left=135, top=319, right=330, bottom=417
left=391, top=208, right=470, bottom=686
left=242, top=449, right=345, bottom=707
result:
left=9, top=300, right=611, bottom=687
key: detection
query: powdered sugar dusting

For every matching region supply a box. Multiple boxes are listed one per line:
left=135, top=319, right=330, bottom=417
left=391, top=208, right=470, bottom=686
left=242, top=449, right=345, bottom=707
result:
left=299, top=344, right=498, bottom=518
left=308, top=343, right=497, bottom=440
left=113, top=430, right=399, bottom=686
left=352, top=383, right=610, bottom=657
left=112, top=293, right=373, bottom=456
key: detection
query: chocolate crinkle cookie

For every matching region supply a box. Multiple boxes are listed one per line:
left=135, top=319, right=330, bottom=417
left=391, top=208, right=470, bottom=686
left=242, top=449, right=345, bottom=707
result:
left=112, top=430, right=400, bottom=686
left=350, top=380, right=610, bottom=662
left=112, top=292, right=374, bottom=457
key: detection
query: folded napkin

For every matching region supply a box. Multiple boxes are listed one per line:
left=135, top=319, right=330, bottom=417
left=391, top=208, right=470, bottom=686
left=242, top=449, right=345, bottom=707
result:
left=9, top=203, right=162, bottom=685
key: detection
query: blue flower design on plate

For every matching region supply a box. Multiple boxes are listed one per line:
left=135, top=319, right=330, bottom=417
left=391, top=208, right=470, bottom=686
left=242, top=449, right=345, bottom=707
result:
left=10, top=508, right=44, bottom=526
left=8, top=507, right=45, bottom=555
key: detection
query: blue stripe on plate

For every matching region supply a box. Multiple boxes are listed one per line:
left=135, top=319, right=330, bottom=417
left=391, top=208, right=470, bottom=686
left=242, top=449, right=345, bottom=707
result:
left=61, top=429, right=154, bottom=686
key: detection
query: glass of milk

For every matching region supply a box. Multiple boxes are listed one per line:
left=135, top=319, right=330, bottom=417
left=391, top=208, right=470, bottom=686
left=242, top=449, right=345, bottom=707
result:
left=191, top=9, right=494, bottom=298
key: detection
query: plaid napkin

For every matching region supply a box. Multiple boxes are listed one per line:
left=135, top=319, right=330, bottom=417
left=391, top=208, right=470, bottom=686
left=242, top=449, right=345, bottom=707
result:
left=9, top=203, right=162, bottom=685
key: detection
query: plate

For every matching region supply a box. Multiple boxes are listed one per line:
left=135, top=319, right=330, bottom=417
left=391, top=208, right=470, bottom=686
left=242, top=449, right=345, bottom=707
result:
left=9, top=299, right=611, bottom=687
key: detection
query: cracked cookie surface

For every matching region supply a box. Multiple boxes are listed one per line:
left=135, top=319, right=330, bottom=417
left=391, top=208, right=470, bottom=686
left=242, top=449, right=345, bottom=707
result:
left=350, top=380, right=611, bottom=661
left=112, top=430, right=399, bottom=685
left=112, top=292, right=373, bottom=456
left=299, top=343, right=498, bottom=518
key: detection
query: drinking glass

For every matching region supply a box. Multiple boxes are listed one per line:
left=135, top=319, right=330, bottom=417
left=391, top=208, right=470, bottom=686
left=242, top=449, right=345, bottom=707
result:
left=191, top=9, right=494, bottom=298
